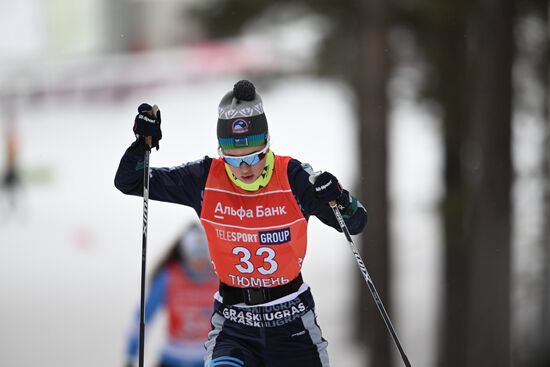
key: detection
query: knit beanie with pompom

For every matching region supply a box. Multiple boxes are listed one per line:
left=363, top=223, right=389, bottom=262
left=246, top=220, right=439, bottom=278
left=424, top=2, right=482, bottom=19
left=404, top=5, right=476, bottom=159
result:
left=217, top=80, right=268, bottom=150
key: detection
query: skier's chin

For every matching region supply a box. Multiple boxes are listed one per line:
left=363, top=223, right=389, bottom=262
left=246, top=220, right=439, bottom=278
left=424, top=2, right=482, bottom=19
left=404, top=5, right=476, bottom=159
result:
left=239, top=174, right=257, bottom=183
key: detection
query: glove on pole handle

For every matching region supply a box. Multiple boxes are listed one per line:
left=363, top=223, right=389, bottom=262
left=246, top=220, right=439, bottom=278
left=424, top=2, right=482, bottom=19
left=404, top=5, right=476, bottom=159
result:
left=328, top=199, right=412, bottom=367
left=138, top=104, right=157, bottom=367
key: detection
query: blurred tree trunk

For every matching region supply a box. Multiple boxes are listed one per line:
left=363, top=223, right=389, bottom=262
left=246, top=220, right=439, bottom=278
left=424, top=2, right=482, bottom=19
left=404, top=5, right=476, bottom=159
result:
left=536, top=75, right=550, bottom=365
left=438, top=28, right=472, bottom=367
left=357, top=0, right=391, bottom=366
left=423, top=4, right=472, bottom=367
left=537, top=5, right=550, bottom=365
left=466, top=0, right=514, bottom=365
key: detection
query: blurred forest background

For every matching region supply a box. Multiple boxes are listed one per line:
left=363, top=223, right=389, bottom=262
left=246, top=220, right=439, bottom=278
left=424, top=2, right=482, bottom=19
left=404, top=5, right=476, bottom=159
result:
left=1, top=0, right=549, bottom=366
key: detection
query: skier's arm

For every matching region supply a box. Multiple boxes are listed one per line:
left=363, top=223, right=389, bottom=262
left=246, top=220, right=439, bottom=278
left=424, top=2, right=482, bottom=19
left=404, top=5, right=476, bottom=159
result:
left=126, top=269, right=168, bottom=362
left=115, top=104, right=210, bottom=214
left=288, top=159, right=367, bottom=235
left=114, top=138, right=211, bottom=215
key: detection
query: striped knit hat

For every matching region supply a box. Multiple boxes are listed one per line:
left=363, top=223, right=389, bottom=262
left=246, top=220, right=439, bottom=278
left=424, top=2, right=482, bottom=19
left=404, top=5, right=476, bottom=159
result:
left=217, top=80, right=268, bottom=150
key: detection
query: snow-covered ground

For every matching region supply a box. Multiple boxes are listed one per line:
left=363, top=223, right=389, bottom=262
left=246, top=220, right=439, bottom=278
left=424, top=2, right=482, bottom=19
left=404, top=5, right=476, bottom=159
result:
left=0, top=77, right=440, bottom=366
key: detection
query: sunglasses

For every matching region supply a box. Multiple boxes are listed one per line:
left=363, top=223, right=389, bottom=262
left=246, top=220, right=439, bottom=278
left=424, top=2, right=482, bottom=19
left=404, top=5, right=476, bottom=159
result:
left=218, top=141, right=270, bottom=168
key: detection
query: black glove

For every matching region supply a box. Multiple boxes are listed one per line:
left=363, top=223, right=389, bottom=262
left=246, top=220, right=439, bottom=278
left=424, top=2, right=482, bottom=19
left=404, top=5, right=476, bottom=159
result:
left=133, top=103, right=162, bottom=150
left=312, top=171, right=359, bottom=218
left=312, top=171, right=343, bottom=203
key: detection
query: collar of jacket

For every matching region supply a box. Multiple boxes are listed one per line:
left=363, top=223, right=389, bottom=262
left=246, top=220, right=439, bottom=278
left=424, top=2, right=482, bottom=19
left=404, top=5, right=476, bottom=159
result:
left=224, top=150, right=275, bottom=191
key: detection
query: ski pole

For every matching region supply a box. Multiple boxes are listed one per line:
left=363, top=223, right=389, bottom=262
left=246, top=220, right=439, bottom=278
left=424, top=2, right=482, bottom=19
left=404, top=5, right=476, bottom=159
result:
left=138, top=107, right=157, bottom=367
left=328, top=200, right=412, bottom=367
left=138, top=142, right=150, bottom=367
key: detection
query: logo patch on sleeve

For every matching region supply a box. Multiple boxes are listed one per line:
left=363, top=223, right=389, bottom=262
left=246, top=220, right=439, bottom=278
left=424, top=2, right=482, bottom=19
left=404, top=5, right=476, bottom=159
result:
left=259, top=227, right=291, bottom=245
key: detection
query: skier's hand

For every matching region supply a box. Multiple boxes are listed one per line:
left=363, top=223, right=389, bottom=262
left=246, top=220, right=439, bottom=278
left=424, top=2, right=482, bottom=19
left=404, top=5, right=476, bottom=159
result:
left=311, top=171, right=343, bottom=204
left=133, top=103, right=162, bottom=150
left=310, top=171, right=358, bottom=218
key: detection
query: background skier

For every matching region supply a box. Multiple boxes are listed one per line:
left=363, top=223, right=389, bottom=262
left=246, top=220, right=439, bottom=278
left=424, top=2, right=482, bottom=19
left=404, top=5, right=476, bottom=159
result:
left=125, top=223, right=218, bottom=367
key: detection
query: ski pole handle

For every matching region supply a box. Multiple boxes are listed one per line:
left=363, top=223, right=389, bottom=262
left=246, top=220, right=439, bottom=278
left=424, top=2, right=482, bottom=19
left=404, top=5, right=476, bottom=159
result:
left=143, top=104, right=158, bottom=149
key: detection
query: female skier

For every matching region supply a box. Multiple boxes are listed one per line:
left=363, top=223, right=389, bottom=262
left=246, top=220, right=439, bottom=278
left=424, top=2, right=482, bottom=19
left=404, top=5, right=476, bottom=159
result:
left=125, top=223, right=218, bottom=367
left=115, top=80, right=367, bottom=367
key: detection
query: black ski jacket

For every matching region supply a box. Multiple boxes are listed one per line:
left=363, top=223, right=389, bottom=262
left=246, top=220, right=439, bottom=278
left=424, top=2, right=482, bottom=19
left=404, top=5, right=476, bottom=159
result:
left=114, top=142, right=367, bottom=235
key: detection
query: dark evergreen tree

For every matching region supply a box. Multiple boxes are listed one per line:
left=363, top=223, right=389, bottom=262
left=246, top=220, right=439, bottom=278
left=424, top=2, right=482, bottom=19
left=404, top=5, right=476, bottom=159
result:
left=357, top=1, right=391, bottom=365
left=467, top=0, right=514, bottom=365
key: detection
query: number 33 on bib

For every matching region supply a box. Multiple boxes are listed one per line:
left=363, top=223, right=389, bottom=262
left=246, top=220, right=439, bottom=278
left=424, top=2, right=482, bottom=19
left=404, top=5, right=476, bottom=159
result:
left=200, top=156, right=308, bottom=288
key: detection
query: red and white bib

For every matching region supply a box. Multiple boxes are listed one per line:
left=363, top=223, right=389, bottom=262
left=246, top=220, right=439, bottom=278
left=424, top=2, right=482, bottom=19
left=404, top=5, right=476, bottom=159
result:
left=200, top=156, right=308, bottom=288
left=166, top=263, right=218, bottom=341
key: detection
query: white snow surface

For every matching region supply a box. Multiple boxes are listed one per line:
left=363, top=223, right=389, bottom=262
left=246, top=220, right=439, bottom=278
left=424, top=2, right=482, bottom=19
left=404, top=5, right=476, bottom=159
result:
left=0, top=77, right=440, bottom=367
